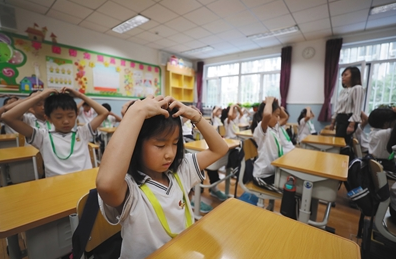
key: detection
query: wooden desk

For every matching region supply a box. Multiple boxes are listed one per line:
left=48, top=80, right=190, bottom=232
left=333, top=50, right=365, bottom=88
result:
left=99, top=127, right=117, bottom=148
left=184, top=138, right=240, bottom=219
left=0, top=168, right=98, bottom=238
left=147, top=199, right=361, bottom=259
left=238, top=123, right=249, bottom=130
left=272, top=148, right=349, bottom=226
left=320, top=129, right=336, bottom=136
left=0, top=133, right=19, bottom=148
left=235, top=129, right=253, bottom=140
left=301, top=135, right=346, bottom=153
left=0, top=146, right=39, bottom=186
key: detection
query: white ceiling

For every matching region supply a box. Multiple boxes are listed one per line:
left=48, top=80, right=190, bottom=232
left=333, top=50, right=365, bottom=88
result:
left=3, top=0, right=396, bottom=60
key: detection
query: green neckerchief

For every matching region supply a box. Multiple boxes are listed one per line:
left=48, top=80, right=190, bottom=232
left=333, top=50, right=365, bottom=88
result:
left=389, top=151, right=395, bottom=160
left=270, top=130, right=284, bottom=157
left=281, top=127, right=291, bottom=142
left=48, top=131, right=76, bottom=160
left=140, top=173, right=193, bottom=238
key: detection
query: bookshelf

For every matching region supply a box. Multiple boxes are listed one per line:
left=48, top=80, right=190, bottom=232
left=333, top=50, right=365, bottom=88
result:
left=165, top=62, right=195, bottom=102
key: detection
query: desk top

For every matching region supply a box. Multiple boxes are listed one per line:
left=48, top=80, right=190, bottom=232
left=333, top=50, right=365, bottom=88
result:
left=272, top=148, right=349, bottom=181
left=0, top=146, right=39, bottom=163
left=235, top=129, right=253, bottom=138
left=320, top=129, right=336, bottom=136
left=184, top=138, right=240, bottom=152
left=238, top=123, right=249, bottom=128
left=147, top=199, right=360, bottom=259
left=302, top=135, right=346, bottom=147
left=99, top=127, right=117, bottom=133
left=0, top=168, right=98, bottom=238
left=0, top=134, right=17, bottom=142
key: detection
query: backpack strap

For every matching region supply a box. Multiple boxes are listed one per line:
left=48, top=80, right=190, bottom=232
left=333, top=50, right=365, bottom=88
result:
left=72, top=189, right=100, bottom=259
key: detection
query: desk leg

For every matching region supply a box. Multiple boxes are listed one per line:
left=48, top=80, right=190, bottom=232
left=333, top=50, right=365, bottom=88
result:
left=104, top=133, right=108, bottom=149
left=32, top=156, right=39, bottom=180
left=6, top=235, right=22, bottom=259
left=225, top=167, right=231, bottom=197
left=193, top=184, right=202, bottom=220
left=298, top=180, right=313, bottom=223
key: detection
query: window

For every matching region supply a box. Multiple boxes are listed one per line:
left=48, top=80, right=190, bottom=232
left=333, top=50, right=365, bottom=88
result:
left=204, top=57, right=281, bottom=108
left=334, top=40, right=396, bottom=113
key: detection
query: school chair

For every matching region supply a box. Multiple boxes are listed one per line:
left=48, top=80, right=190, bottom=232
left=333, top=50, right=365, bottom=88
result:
left=352, top=138, right=363, bottom=158
left=238, top=138, right=282, bottom=210
left=360, top=159, right=396, bottom=258
left=88, top=142, right=100, bottom=167
left=218, top=125, right=226, bottom=137
left=368, top=159, right=396, bottom=242
left=17, top=133, right=25, bottom=146
left=72, top=189, right=121, bottom=258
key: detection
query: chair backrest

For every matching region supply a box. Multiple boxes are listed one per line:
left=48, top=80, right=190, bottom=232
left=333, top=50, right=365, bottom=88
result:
left=243, top=138, right=258, bottom=161
left=218, top=125, right=226, bottom=137
left=88, top=143, right=99, bottom=168
left=352, top=138, right=363, bottom=158
left=17, top=133, right=25, bottom=146
left=76, top=193, right=121, bottom=252
left=369, top=159, right=396, bottom=243
left=36, top=152, right=45, bottom=178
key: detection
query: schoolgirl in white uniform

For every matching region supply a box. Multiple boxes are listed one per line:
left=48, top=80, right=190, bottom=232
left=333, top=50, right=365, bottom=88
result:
left=222, top=104, right=243, bottom=139
left=297, top=106, right=316, bottom=143
left=97, top=96, right=228, bottom=259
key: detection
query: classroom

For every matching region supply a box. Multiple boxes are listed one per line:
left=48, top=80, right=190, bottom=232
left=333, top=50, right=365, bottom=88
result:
left=0, top=0, right=396, bottom=258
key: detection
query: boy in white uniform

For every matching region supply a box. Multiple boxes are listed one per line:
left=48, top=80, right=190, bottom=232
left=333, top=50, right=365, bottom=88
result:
left=77, top=101, right=97, bottom=124
left=297, top=106, right=316, bottom=144
left=2, top=87, right=109, bottom=177
left=252, top=97, right=283, bottom=193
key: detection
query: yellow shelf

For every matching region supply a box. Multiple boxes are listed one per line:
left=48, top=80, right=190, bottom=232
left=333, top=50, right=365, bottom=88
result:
left=165, top=62, right=195, bottom=102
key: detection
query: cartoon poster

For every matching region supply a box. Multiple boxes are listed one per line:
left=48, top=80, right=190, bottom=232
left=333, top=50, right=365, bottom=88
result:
left=0, top=27, right=161, bottom=98
left=46, top=56, right=73, bottom=88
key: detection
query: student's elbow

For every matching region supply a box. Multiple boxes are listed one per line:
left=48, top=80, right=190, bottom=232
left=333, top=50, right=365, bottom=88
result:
left=219, top=141, right=228, bottom=156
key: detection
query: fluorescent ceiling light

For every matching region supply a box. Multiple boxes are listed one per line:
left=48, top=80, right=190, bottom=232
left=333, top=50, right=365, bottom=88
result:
left=112, top=15, right=150, bottom=33
left=182, top=46, right=214, bottom=54
left=247, top=25, right=299, bottom=40
left=370, top=2, right=396, bottom=15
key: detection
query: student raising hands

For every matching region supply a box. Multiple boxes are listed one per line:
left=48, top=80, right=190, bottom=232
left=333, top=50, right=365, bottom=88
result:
left=96, top=95, right=228, bottom=259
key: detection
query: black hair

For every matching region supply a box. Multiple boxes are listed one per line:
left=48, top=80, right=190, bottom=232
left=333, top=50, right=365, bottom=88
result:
left=368, top=108, right=396, bottom=129
left=297, top=108, right=307, bottom=125
left=28, top=90, right=41, bottom=97
left=342, top=66, right=362, bottom=88
left=250, top=101, right=280, bottom=132
left=387, top=122, right=396, bottom=153
left=220, top=107, right=230, bottom=124
left=127, top=107, right=184, bottom=184
left=102, top=103, right=111, bottom=112
left=82, top=101, right=90, bottom=107
left=44, top=93, right=77, bottom=117
left=3, top=96, right=18, bottom=106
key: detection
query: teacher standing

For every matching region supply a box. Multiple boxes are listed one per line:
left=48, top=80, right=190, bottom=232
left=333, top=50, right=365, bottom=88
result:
left=329, top=66, right=364, bottom=146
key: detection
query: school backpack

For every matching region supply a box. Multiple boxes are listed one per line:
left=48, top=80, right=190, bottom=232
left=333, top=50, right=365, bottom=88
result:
left=346, top=155, right=390, bottom=239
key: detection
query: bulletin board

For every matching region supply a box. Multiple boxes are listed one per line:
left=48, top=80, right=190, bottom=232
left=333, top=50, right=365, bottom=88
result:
left=0, top=27, right=161, bottom=98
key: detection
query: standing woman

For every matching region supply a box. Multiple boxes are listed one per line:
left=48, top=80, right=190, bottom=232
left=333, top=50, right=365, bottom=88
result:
left=329, top=66, right=364, bottom=145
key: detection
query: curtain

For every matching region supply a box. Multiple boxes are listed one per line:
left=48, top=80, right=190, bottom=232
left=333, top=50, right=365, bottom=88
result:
left=280, top=46, right=292, bottom=108
left=318, top=38, right=343, bottom=122
left=196, top=61, right=204, bottom=111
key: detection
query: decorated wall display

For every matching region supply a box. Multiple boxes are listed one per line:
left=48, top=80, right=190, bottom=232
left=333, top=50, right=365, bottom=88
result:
left=0, top=25, right=161, bottom=97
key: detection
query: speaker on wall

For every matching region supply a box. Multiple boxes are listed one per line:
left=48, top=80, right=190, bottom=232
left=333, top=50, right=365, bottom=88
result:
left=0, top=4, right=17, bottom=31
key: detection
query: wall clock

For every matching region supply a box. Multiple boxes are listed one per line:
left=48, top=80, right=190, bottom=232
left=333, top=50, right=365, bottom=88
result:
left=302, top=47, right=315, bottom=59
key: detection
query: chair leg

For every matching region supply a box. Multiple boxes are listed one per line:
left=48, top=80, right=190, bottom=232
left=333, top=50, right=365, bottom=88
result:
left=257, top=198, right=265, bottom=208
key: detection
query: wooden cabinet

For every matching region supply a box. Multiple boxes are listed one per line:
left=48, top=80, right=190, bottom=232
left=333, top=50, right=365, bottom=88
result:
left=165, top=62, right=195, bottom=102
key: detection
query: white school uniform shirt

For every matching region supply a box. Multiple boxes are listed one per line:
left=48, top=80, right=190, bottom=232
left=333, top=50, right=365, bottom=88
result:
left=368, top=128, right=392, bottom=159
left=3, top=113, right=32, bottom=134
left=99, top=153, right=204, bottom=259
left=354, top=125, right=369, bottom=152
left=253, top=122, right=282, bottom=179
left=332, top=85, right=364, bottom=122
left=297, top=118, right=316, bottom=143
left=181, top=117, right=193, bottom=136
left=27, top=123, right=96, bottom=178
left=277, top=124, right=295, bottom=154
left=77, top=107, right=96, bottom=124
left=211, top=115, right=223, bottom=130
left=23, top=114, right=55, bottom=131
left=224, top=117, right=240, bottom=139
left=101, top=114, right=116, bottom=128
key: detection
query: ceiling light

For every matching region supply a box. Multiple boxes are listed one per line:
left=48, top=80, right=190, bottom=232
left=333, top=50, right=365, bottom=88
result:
left=370, top=2, right=396, bottom=15
left=247, top=25, right=299, bottom=40
left=182, top=46, right=214, bottom=54
left=112, top=15, right=150, bottom=33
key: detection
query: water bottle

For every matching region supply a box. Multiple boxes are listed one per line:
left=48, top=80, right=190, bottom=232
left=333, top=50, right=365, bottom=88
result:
left=280, top=176, right=297, bottom=220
